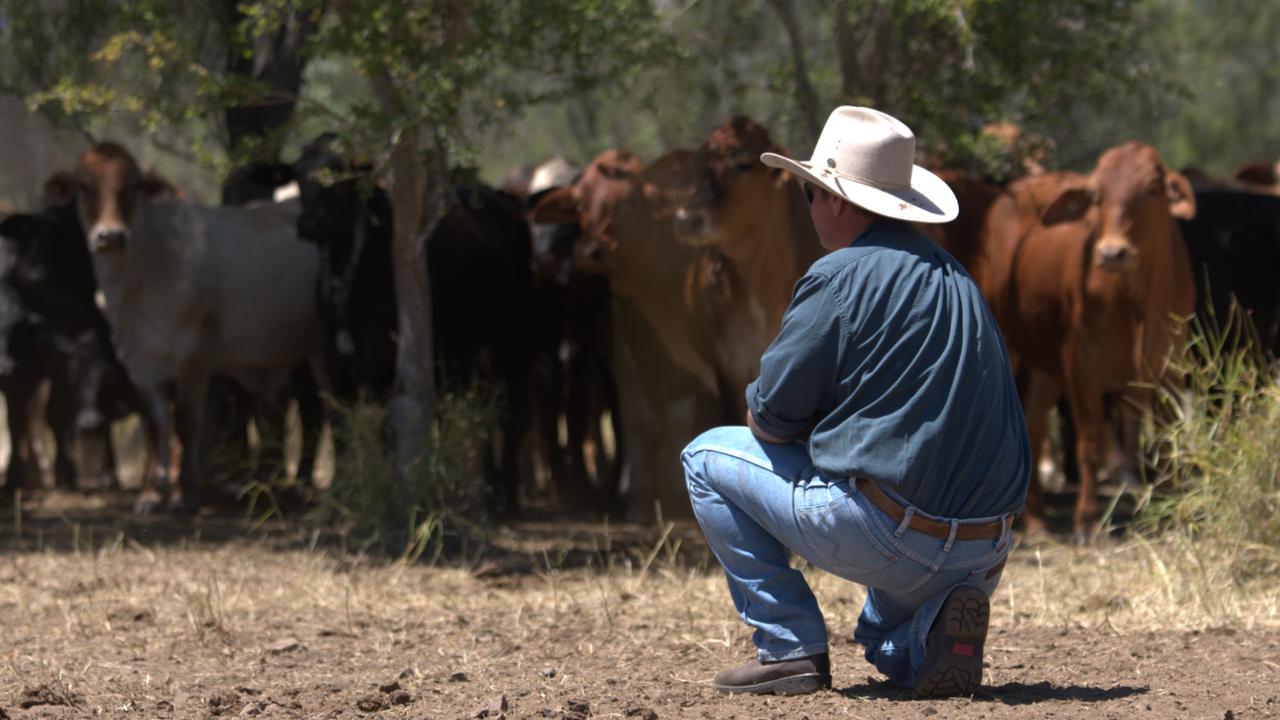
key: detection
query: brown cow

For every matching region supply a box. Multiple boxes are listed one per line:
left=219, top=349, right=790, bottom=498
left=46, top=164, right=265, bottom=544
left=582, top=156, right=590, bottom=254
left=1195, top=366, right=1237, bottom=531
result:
left=533, top=149, right=722, bottom=520
left=982, top=143, right=1196, bottom=540
left=1234, top=159, right=1280, bottom=195
left=671, top=117, right=825, bottom=418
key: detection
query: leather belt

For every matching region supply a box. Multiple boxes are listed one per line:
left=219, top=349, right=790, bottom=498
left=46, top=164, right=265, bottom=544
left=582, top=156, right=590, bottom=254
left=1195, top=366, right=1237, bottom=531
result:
left=854, top=478, right=1007, bottom=541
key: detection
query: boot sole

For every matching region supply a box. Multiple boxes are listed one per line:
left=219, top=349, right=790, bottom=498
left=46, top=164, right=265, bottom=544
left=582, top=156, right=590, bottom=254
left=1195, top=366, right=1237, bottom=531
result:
left=714, top=672, right=832, bottom=695
left=915, top=585, right=989, bottom=699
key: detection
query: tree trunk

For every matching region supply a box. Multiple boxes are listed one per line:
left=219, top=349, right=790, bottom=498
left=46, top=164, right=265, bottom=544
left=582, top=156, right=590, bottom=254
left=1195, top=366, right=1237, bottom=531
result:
left=767, top=0, right=822, bottom=138
left=219, top=0, right=318, bottom=159
left=383, top=129, right=442, bottom=517
left=834, top=3, right=860, bottom=103
left=364, top=71, right=448, bottom=534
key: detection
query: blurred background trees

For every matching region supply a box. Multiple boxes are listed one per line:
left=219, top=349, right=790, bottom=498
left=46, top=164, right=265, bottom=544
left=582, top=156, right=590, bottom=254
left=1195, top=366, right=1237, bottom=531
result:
left=4, top=0, right=1276, bottom=202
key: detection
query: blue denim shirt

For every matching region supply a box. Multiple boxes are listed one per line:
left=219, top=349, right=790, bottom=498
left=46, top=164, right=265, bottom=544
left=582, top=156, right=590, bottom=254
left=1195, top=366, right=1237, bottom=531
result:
left=746, top=219, right=1030, bottom=519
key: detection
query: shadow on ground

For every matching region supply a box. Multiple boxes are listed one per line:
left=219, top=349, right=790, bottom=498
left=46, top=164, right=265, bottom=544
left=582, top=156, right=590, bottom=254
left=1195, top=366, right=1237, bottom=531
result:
left=838, top=678, right=1149, bottom=704
left=0, top=488, right=714, bottom=576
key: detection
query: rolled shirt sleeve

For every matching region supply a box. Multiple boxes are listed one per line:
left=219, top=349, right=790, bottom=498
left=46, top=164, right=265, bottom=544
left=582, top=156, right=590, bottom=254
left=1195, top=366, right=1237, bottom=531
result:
left=746, top=273, right=842, bottom=441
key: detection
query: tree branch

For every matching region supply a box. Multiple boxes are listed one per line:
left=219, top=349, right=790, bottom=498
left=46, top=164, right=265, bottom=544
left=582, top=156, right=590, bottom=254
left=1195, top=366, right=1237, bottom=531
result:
left=766, top=0, right=822, bottom=138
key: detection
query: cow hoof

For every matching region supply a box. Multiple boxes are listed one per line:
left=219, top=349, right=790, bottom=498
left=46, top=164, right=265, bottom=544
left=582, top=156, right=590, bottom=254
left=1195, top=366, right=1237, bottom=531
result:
left=133, top=495, right=163, bottom=515
left=1020, top=517, right=1050, bottom=541
left=1072, top=525, right=1101, bottom=546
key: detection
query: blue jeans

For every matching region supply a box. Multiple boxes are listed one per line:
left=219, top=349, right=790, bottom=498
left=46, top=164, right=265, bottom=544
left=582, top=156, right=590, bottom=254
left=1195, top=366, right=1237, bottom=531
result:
left=682, top=426, right=1012, bottom=689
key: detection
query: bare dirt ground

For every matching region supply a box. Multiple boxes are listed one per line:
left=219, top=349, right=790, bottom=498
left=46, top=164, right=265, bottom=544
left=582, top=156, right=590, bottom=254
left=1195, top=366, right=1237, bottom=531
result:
left=2, top=490, right=1278, bottom=719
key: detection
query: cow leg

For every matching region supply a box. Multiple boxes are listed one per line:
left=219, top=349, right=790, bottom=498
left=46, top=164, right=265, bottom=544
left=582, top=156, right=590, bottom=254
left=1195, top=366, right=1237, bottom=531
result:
left=253, top=390, right=288, bottom=483
left=46, top=373, right=85, bottom=491
left=529, top=348, right=566, bottom=501
left=1063, top=371, right=1106, bottom=544
left=599, top=357, right=626, bottom=516
left=499, top=360, right=531, bottom=517
left=1019, top=371, right=1059, bottom=537
left=173, top=367, right=211, bottom=514
left=210, top=377, right=259, bottom=484
left=3, top=381, right=36, bottom=499
left=134, top=385, right=173, bottom=514
left=96, top=426, right=121, bottom=491
left=563, top=344, right=599, bottom=509
left=291, top=364, right=323, bottom=487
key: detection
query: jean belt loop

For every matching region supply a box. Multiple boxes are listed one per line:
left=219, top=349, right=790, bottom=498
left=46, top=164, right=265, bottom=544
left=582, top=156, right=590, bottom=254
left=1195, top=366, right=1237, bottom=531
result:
left=894, top=507, right=915, bottom=539
left=942, top=519, right=959, bottom=554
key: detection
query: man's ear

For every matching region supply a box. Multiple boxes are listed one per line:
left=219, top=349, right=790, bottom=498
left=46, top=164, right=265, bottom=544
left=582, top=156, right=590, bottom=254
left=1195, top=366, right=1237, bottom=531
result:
left=531, top=186, right=580, bottom=225
left=1042, top=186, right=1094, bottom=226
left=1165, top=170, right=1196, bottom=220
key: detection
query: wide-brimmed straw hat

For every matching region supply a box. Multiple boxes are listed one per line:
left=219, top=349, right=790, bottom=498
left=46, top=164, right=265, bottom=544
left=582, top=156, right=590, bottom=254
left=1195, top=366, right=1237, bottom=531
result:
left=760, top=106, right=958, bottom=224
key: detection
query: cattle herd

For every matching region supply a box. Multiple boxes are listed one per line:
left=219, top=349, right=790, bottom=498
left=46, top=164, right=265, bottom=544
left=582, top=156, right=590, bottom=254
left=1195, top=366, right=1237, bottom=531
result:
left=0, top=120, right=1278, bottom=541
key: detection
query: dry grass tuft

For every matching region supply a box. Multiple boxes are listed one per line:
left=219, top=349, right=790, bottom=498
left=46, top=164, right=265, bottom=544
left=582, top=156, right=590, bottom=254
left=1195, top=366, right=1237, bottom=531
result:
left=1133, top=312, right=1280, bottom=589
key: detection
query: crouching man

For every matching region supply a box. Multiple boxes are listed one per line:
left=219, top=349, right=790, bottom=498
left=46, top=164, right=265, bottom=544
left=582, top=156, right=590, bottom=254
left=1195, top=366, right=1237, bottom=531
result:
left=682, top=106, right=1030, bottom=698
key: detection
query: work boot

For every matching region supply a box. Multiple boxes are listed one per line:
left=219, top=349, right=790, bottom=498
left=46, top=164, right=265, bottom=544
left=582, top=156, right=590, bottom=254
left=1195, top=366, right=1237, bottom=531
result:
left=915, top=585, right=990, bottom=698
left=713, top=652, right=831, bottom=695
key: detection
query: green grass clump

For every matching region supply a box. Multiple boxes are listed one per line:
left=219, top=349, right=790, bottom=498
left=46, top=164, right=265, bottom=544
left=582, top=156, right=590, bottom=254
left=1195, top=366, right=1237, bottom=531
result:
left=315, top=383, right=502, bottom=557
left=1139, top=313, right=1280, bottom=583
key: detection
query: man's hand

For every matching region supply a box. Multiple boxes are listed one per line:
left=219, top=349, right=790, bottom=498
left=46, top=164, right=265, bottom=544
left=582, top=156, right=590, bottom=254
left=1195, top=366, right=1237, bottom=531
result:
left=746, top=410, right=790, bottom=444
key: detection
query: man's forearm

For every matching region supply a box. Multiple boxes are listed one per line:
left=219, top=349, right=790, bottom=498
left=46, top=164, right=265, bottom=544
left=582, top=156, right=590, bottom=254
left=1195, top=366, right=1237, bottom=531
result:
left=746, top=410, right=791, bottom=444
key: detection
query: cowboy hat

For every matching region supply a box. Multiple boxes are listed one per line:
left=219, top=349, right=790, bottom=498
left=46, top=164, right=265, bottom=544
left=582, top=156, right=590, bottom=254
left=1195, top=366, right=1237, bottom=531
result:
left=760, top=106, right=958, bottom=224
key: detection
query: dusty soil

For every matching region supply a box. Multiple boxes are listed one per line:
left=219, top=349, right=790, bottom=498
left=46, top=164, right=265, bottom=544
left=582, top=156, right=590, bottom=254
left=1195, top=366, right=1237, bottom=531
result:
left=1, top=491, right=1278, bottom=719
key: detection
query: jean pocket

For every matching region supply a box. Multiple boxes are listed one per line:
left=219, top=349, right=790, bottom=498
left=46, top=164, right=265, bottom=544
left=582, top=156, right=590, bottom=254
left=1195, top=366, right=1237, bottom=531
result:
left=796, top=495, right=898, bottom=579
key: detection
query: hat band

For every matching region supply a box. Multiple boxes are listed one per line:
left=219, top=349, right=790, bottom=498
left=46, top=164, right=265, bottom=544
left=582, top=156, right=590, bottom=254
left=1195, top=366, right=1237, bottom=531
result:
left=814, top=164, right=912, bottom=192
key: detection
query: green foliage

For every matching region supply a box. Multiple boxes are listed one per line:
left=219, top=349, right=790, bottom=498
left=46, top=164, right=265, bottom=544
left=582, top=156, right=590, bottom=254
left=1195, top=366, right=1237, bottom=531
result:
left=1101, top=0, right=1280, bottom=175
left=469, top=0, right=1160, bottom=176
left=315, top=384, right=501, bottom=555
left=1138, top=312, right=1280, bottom=584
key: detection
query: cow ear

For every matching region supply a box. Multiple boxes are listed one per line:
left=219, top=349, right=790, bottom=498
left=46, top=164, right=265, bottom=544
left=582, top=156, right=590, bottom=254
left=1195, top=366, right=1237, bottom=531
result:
left=531, top=186, right=579, bottom=225
left=771, top=165, right=792, bottom=188
left=1165, top=171, right=1196, bottom=220
left=41, top=171, right=79, bottom=208
left=1234, top=161, right=1278, bottom=188
left=1042, top=187, right=1093, bottom=226
left=0, top=214, right=40, bottom=247
left=138, top=171, right=177, bottom=201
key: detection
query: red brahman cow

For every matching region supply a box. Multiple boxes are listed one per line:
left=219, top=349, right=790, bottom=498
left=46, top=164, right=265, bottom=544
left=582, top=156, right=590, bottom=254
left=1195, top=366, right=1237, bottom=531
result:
left=982, top=143, right=1196, bottom=540
left=534, top=149, right=723, bottom=519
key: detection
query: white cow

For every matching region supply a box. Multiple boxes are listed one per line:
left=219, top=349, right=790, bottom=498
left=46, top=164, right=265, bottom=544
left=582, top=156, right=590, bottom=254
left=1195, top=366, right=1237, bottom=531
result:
left=76, top=142, right=324, bottom=512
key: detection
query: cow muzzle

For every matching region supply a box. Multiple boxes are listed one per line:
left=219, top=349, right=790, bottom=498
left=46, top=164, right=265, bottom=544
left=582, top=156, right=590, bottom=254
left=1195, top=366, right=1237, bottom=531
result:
left=674, top=207, right=712, bottom=243
left=573, top=240, right=615, bottom=274
left=90, top=227, right=129, bottom=253
left=1094, top=240, right=1138, bottom=271
left=77, top=408, right=106, bottom=431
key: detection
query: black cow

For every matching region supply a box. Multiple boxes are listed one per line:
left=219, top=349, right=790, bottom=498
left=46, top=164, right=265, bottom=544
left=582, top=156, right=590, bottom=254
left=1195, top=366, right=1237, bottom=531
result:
left=1179, top=190, right=1280, bottom=356
left=523, top=164, right=625, bottom=512
left=0, top=189, right=137, bottom=498
left=294, top=136, right=534, bottom=513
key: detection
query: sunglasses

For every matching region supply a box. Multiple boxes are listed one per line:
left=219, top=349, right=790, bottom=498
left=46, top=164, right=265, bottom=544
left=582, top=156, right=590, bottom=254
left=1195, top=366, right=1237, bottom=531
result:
left=802, top=182, right=819, bottom=205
